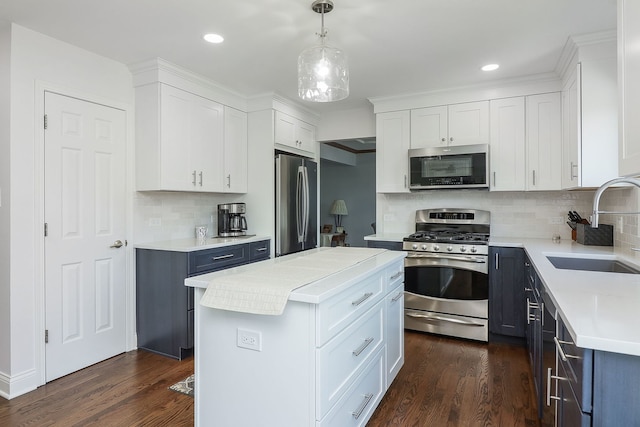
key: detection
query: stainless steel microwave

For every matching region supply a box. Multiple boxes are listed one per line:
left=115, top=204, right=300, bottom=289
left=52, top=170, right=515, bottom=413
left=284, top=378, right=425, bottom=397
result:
left=408, top=144, right=489, bottom=190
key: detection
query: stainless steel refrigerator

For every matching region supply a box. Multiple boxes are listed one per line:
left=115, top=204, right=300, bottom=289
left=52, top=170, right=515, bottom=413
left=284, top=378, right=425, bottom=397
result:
left=275, top=153, right=318, bottom=257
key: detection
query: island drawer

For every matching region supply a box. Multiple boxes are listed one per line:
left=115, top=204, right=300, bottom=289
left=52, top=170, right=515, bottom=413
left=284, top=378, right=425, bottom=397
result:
left=188, top=244, right=248, bottom=275
left=316, top=270, right=385, bottom=346
left=384, top=260, right=404, bottom=291
left=317, top=347, right=385, bottom=427
left=316, top=301, right=384, bottom=419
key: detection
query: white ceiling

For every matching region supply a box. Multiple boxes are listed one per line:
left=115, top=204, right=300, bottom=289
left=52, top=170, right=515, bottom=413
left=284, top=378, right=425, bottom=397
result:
left=0, top=0, right=617, bottom=114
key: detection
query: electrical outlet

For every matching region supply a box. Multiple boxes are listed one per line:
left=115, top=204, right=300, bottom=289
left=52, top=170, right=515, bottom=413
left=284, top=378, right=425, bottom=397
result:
left=618, top=216, right=624, bottom=234
left=237, top=328, right=262, bottom=351
left=148, top=217, right=161, bottom=226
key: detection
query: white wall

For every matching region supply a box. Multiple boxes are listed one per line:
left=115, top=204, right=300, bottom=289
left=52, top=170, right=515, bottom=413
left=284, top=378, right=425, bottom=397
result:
left=0, top=23, right=11, bottom=384
left=2, top=23, right=134, bottom=399
left=317, top=105, right=375, bottom=142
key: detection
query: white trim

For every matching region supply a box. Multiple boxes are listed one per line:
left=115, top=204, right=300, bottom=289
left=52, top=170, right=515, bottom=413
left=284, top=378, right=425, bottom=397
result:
left=0, top=368, right=37, bottom=400
left=33, top=80, right=135, bottom=388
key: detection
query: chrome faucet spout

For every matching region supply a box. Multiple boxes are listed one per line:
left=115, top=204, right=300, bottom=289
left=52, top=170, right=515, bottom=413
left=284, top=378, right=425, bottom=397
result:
left=592, top=177, right=640, bottom=227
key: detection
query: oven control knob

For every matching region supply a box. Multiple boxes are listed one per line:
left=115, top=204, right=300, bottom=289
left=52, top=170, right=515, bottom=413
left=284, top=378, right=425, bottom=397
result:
left=447, top=246, right=453, bottom=252
left=470, top=246, right=477, bottom=253
left=412, top=244, right=418, bottom=250
left=421, top=244, right=428, bottom=250
left=460, top=246, right=467, bottom=252
left=433, top=245, right=440, bottom=251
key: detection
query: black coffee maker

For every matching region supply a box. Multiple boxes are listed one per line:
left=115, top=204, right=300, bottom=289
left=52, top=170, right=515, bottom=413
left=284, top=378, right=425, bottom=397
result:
left=217, top=203, right=248, bottom=237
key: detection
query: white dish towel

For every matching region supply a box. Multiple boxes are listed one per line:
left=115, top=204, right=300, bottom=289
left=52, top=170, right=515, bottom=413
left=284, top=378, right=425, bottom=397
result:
left=200, top=247, right=385, bottom=315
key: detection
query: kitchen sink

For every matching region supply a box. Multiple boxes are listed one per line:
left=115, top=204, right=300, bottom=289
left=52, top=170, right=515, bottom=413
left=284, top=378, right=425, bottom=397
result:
left=546, top=256, right=640, bottom=274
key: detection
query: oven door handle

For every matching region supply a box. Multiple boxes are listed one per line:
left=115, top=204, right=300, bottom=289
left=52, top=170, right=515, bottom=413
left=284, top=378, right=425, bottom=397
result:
left=405, top=252, right=487, bottom=263
left=406, top=312, right=485, bottom=326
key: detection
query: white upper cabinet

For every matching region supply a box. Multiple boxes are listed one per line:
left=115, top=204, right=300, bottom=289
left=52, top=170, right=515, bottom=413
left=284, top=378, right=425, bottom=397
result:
left=526, top=93, right=562, bottom=191
left=274, top=110, right=317, bottom=157
left=136, top=83, right=224, bottom=192
left=489, top=94, right=562, bottom=192
left=411, top=101, right=489, bottom=148
left=489, top=97, right=526, bottom=191
left=135, top=83, right=249, bottom=193
left=223, top=106, right=248, bottom=193
left=618, top=0, right=640, bottom=176
left=561, top=35, right=618, bottom=188
left=376, top=110, right=410, bottom=193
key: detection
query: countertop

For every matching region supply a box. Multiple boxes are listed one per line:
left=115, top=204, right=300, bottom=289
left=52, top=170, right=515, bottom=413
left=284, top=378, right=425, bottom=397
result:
left=363, top=233, right=407, bottom=242
left=134, top=235, right=270, bottom=252
left=493, top=237, right=640, bottom=357
left=185, top=247, right=406, bottom=305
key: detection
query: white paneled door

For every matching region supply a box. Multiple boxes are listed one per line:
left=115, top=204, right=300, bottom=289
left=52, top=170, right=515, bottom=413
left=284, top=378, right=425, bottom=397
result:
left=44, top=92, right=127, bottom=382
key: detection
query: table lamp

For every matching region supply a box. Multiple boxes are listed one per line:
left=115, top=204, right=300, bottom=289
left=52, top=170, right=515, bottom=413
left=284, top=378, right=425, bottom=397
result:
left=330, top=199, right=348, bottom=233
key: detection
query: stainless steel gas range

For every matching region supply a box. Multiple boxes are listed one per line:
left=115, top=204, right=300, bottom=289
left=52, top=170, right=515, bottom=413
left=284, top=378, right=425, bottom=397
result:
left=403, top=208, right=490, bottom=342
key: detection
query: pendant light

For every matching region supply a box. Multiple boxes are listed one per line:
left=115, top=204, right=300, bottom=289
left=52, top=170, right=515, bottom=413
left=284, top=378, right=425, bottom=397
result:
left=298, top=0, right=349, bottom=102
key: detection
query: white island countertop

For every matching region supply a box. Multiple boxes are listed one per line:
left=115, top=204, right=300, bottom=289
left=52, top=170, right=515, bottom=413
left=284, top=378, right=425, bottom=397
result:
left=134, top=235, right=270, bottom=252
left=185, top=247, right=406, bottom=306
left=492, top=237, right=640, bottom=357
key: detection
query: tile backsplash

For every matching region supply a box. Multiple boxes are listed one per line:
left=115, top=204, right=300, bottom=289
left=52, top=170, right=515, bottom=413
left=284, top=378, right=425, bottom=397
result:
left=377, top=187, right=640, bottom=258
left=133, top=191, right=245, bottom=243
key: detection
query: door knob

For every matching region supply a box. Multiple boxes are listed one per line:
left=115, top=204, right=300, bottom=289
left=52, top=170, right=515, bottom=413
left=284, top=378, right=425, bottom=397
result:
left=110, top=240, right=124, bottom=248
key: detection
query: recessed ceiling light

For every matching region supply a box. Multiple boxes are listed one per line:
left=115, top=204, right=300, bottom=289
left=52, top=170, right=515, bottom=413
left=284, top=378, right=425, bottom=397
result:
left=481, top=63, right=500, bottom=71
left=203, top=33, right=224, bottom=44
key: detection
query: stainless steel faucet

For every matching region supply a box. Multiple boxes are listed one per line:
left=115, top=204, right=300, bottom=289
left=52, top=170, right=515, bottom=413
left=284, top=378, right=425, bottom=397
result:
left=591, top=177, right=640, bottom=227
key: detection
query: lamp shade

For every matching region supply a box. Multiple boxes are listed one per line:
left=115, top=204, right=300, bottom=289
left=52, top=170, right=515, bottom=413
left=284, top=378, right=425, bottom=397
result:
left=329, top=199, right=348, bottom=216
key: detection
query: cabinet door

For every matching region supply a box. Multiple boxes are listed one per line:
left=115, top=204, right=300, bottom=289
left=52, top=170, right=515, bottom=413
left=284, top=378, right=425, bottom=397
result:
left=160, top=84, right=223, bottom=192
left=526, top=93, right=562, bottom=191
left=189, top=93, right=224, bottom=192
left=488, top=247, right=525, bottom=338
left=376, top=111, right=410, bottom=193
left=489, top=97, right=526, bottom=191
left=447, top=101, right=489, bottom=145
left=562, top=65, right=581, bottom=189
left=296, top=119, right=316, bottom=154
left=618, top=0, right=640, bottom=176
left=410, top=106, right=448, bottom=148
left=385, top=283, right=404, bottom=386
left=223, top=106, right=248, bottom=193
left=274, top=111, right=316, bottom=156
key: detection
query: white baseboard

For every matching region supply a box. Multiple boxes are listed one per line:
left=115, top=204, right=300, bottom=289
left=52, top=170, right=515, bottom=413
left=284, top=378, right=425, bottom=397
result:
left=0, top=368, right=37, bottom=400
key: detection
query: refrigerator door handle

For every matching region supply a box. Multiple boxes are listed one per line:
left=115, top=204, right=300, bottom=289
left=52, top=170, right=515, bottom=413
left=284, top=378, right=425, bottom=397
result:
left=296, top=166, right=305, bottom=243
left=302, top=166, right=310, bottom=242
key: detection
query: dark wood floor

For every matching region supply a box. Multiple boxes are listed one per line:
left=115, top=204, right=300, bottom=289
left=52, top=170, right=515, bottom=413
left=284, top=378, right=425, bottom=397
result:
left=0, top=331, right=538, bottom=426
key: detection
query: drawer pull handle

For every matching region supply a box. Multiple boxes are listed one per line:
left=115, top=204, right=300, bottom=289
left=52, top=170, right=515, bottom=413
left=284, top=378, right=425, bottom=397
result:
left=390, top=271, right=403, bottom=281
left=526, top=298, right=538, bottom=325
left=553, top=337, right=580, bottom=362
left=352, top=337, right=374, bottom=357
left=352, top=292, right=373, bottom=307
left=213, top=254, right=234, bottom=261
left=256, top=247, right=267, bottom=252
left=546, top=367, right=566, bottom=406
left=391, top=292, right=403, bottom=302
left=351, top=393, right=374, bottom=419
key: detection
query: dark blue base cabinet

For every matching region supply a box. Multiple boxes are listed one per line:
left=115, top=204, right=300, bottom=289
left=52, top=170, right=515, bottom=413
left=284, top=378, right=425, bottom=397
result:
left=555, top=314, right=640, bottom=426
left=135, top=239, right=270, bottom=359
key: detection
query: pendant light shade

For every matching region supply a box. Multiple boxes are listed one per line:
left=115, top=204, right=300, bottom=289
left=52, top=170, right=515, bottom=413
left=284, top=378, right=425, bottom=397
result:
left=298, top=0, right=349, bottom=102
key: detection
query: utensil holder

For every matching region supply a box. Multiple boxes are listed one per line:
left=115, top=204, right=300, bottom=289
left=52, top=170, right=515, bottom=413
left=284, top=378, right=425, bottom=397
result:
left=576, top=223, right=613, bottom=246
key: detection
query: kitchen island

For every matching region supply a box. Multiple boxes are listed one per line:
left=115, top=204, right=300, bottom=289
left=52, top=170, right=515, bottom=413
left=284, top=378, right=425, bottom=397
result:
left=185, top=247, right=406, bottom=427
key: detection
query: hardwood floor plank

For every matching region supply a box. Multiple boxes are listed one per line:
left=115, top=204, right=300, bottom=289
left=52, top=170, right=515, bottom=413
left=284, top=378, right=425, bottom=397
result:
left=0, top=331, right=539, bottom=426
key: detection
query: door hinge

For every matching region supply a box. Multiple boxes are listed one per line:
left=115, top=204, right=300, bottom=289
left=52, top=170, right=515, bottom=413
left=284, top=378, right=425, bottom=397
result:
left=125, top=240, right=128, bottom=247
left=45, top=329, right=49, bottom=344
left=44, top=114, right=48, bottom=130
left=44, top=223, right=48, bottom=237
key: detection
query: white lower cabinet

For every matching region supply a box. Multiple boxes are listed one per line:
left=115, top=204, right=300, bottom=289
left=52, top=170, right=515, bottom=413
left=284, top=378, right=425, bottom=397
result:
left=193, top=254, right=405, bottom=427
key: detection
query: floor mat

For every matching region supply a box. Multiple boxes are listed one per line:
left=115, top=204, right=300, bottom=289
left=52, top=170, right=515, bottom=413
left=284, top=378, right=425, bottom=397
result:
left=169, top=374, right=194, bottom=397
